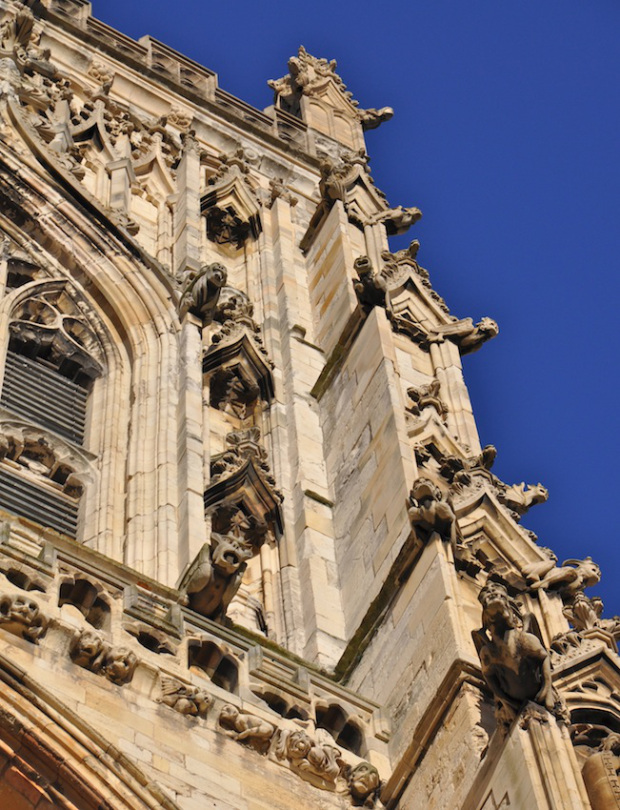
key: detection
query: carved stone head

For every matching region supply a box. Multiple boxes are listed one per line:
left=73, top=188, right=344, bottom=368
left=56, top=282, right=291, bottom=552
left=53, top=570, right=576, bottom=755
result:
left=211, top=533, right=253, bottom=576
left=349, top=761, right=381, bottom=804
left=478, top=580, right=521, bottom=631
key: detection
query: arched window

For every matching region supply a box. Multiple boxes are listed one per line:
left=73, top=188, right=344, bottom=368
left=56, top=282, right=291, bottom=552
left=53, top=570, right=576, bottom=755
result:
left=0, top=282, right=104, bottom=537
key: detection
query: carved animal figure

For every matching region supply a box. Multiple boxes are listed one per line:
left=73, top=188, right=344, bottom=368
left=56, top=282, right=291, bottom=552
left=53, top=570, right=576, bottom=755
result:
left=353, top=256, right=387, bottom=310
left=218, top=704, right=275, bottom=744
left=179, top=533, right=253, bottom=621
left=500, top=482, right=549, bottom=515
left=406, top=380, right=447, bottom=419
left=472, top=580, right=565, bottom=730
left=530, top=557, right=601, bottom=599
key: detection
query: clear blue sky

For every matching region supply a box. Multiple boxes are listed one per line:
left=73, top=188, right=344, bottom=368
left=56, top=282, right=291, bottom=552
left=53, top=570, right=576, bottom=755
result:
left=93, top=1, right=620, bottom=615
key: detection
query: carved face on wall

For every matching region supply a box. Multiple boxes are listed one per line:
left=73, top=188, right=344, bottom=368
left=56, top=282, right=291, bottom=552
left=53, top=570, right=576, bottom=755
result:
left=286, top=730, right=313, bottom=760
left=2, top=595, right=39, bottom=624
left=478, top=581, right=520, bottom=629
left=211, top=534, right=252, bottom=576
left=349, top=762, right=380, bottom=800
left=105, top=647, right=137, bottom=683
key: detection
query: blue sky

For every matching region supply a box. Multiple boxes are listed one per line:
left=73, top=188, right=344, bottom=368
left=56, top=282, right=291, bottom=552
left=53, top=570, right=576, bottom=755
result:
left=93, top=1, right=620, bottom=615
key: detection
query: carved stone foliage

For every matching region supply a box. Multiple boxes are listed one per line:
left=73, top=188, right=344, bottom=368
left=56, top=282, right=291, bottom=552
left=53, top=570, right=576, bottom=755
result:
left=472, top=580, right=568, bottom=734
left=0, top=12, right=180, bottom=224
left=178, top=533, right=253, bottom=622
left=160, top=677, right=213, bottom=718
left=204, top=286, right=274, bottom=417
left=9, top=285, right=105, bottom=381
left=0, top=423, right=92, bottom=497
left=218, top=703, right=276, bottom=752
left=70, top=629, right=137, bottom=685
left=178, top=262, right=227, bottom=323
left=0, top=592, right=47, bottom=642
left=268, top=46, right=392, bottom=132
left=201, top=148, right=261, bottom=246
left=205, top=427, right=284, bottom=540
left=274, top=727, right=343, bottom=785
left=550, top=594, right=620, bottom=662
left=405, top=381, right=447, bottom=421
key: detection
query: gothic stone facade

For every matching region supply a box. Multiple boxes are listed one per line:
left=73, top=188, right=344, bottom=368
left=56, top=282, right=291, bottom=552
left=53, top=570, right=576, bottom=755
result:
left=0, top=2, right=618, bottom=809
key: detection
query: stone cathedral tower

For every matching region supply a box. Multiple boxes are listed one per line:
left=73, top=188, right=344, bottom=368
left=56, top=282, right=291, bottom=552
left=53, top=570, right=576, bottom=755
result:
left=0, top=2, right=618, bottom=809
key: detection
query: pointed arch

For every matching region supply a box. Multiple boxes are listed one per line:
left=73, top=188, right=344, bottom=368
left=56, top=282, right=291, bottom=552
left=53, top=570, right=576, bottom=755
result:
left=0, top=106, right=187, bottom=586
left=0, top=650, right=181, bottom=810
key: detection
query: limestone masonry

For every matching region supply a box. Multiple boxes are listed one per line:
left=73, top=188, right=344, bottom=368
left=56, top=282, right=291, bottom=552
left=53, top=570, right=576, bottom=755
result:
left=0, top=2, right=618, bottom=809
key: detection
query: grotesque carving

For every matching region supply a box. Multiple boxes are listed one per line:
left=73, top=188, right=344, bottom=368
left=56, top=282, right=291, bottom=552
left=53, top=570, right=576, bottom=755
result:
left=406, top=381, right=447, bottom=420
left=275, top=728, right=342, bottom=783
left=473, top=580, right=567, bottom=732
left=70, top=628, right=108, bottom=672
left=178, top=534, right=253, bottom=621
left=353, top=256, right=387, bottom=310
left=104, top=646, right=138, bottom=685
left=160, top=677, right=213, bottom=718
left=70, top=629, right=137, bottom=685
left=179, top=262, right=227, bottom=323
left=430, top=317, right=499, bottom=355
left=267, top=178, right=298, bottom=209
left=369, top=205, right=422, bottom=236
left=218, top=704, right=275, bottom=750
left=530, top=557, right=601, bottom=601
left=498, top=482, right=549, bottom=517
left=408, top=478, right=459, bottom=551
left=0, top=593, right=47, bottom=642
left=348, top=761, right=382, bottom=807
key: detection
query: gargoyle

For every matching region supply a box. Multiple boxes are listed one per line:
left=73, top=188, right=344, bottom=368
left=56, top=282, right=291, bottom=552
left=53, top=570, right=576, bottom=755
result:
left=353, top=256, right=387, bottom=310
left=178, top=533, right=253, bottom=621
left=406, top=380, right=447, bottom=420
left=499, top=482, right=548, bottom=516
left=103, top=646, right=137, bottom=685
left=529, top=557, right=601, bottom=601
left=370, top=205, right=422, bottom=236
left=472, top=580, right=567, bottom=732
left=179, top=262, right=228, bottom=323
left=408, top=477, right=460, bottom=552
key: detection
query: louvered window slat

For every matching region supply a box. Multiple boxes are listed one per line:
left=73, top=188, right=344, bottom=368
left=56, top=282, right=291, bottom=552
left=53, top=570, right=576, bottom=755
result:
left=1, top=352, right=87, bottom=444
left=0, top=466, right=79, bottom=537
